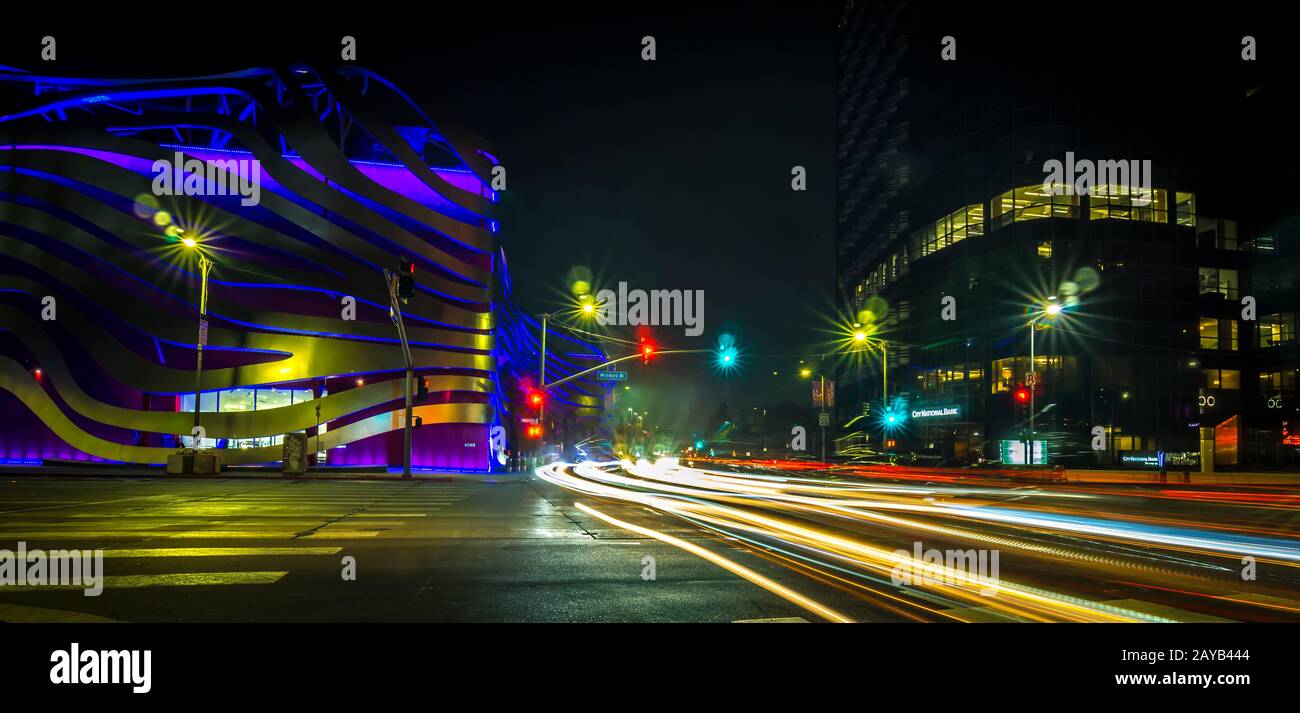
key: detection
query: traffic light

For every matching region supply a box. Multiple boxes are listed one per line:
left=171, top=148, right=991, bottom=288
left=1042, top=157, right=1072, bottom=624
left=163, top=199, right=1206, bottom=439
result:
left=525, top=424, right=543, bottom=439
left=1013, top=385, right=1031, bottom=405
left=416, top=376, right=429, bottom=403
left=527, top=389, right=544, bottom=409
left=640, top=338, right=656, bottom=365
left=396, top=257, right=415, bottom=304
left=716, top=346, right=738, bottom=370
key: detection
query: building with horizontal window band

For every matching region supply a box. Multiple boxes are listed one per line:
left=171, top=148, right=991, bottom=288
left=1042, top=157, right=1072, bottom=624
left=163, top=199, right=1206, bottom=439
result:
left=835, top=4, right=1298, bottom=468
left=0, top=64, right=607, bottom=471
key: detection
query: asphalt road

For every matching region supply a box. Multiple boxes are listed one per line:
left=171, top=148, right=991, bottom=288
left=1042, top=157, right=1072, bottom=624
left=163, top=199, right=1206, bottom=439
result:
left=4, top=464, right=1298, bottom=623
left=537, top=459, right=1300, bottom=623
left=0, top=473, right=844, bottom=623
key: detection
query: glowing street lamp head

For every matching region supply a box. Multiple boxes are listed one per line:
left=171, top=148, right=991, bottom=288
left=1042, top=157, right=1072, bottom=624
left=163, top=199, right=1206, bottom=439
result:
left=1045, top=302, right=1062, bottom=316
left=853, top=331, right=867, bottom=342
left=181, top=236, right=197, bottom=248
left=799, top=368, right=812, bottom=378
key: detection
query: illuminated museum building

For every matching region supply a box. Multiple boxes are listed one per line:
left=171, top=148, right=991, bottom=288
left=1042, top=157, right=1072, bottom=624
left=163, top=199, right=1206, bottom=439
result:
left=0, top=65, right=606, bottom=470
left=835, top=3, right=1298, bottom=466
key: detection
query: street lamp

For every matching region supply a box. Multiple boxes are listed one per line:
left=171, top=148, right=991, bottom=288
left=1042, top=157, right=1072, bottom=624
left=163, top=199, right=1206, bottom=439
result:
left=847, top=326, right=888, bottom=403
left=182, top=235, right=212, bottom=446
left=1025, top=298, right=1063, bottom=465
left=799, top=367, right=832, bottom=463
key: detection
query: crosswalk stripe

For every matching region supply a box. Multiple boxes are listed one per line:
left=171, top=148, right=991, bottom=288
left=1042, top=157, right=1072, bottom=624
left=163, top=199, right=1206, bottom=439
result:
left=0, top=531, right=299, bottom=539
left=299, top=531, right=381, bottom=539
left=0, top=603, right=119, bottom=623
left=60, top=513, right=429, bottom=518
left=102, top=547, right=341, bottom=557
left=4, top=571, right=287, bottom=590
left=1, top=519, right=411, bottom=527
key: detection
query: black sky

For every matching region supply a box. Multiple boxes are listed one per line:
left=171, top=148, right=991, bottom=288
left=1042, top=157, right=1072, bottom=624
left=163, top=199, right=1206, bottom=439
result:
left=2, top=5, right=840, bottom=435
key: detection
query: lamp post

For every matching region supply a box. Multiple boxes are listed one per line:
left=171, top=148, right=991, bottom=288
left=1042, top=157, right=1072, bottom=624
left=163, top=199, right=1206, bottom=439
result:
left=183, top=238, right=212, bottom=447
left=538, top=312, right=549, bottom=466
left=853, top=329, right=888, bottom=401
left=800, top=367, right=830, bottom=463
left=1026, top=300, right=1063, bottom=465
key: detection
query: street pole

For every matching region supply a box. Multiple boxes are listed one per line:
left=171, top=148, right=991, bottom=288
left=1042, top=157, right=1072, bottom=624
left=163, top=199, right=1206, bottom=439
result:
left=385, top=271, right=415, bottom=478
left=881, top=341, right=887, bottom=403
left=1029, top=317, right=1037, bottom=466
left=538, top=313, right=548, bottom=466
left=820, top=375, right=827, bottom=463
left=191, top=255, right=212, bottom=447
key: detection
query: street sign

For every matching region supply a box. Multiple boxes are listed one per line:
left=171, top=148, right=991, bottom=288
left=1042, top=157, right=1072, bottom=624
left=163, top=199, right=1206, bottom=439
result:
left=198, top=318, right=209, bottom=347
left=1026, top=371, right=1038, bottom=387
left=818, top=413, right=830, bottom=427
left=596, top=370, right=628, bottom=381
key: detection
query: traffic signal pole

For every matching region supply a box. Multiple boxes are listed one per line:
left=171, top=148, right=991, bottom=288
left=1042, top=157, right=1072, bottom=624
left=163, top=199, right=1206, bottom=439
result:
left=1027, top=316, right=1044, bottom=466
left=386, top=269, right=415, bottom=478
left=191, top=255, right=212, bottom=443
left=538, top=313, right=548, bottom=466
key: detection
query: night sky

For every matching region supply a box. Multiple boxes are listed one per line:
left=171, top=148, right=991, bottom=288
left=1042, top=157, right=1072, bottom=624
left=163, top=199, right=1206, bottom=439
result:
left=1, top=4, right=840, bottom=436
left=378, top=5, right=841, bottom=435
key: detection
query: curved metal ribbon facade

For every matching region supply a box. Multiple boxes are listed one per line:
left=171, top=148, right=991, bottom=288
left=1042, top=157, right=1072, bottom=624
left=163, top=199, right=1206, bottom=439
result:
left=0, top=64, right=604, bottom=470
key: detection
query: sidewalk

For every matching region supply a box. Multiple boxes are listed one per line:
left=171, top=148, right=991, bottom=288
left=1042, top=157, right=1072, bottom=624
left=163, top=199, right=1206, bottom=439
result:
left=0, top=463, right=528, bottom=483
left=1025, top=468, right=1299, bottom=487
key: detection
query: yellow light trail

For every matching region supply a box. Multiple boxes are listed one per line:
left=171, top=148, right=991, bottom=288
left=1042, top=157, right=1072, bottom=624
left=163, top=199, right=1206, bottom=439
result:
left=574, top=502, right=854, bottom=623
left=538, top=459, right=1300, bottom=622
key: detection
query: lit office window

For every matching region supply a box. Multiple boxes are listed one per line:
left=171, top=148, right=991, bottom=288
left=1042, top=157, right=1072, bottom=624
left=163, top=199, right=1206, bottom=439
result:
left=1197, top=267, right=1239, bottom=299
left=1036, top=239, right=1052, bottom=260
left=1201, top=369, right=1240, bottom=389
left=1088, top=185, right=1168, bottom=223
left=1199, top=318, right=1238, bottom=350
left=1175, top=192, right=1196, bottom=226
left=919, top=204, right=984, bottom=256
left=990, top=186, right=1078, bottom=228
left=1259, top=370, right=1297, bottom=393
left=1259, top=313, right=1296, bottom=348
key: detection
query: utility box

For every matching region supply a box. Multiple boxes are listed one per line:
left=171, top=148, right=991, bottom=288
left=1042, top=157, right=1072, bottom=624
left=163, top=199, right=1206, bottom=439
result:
left=282, top=432, right=309, bottom=474
left=166, top=450, right=220, bottom=475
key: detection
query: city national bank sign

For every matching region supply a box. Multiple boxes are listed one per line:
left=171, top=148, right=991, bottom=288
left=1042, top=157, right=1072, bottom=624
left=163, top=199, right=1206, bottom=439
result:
left=911, top=405, right=961, bottom=419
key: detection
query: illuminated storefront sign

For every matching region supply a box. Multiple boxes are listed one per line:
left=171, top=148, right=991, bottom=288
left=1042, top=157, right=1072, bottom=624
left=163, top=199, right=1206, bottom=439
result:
left=1119, top=451, right=1160, bottom=468
left=910, top=405, right=960, bottom=419
left=999, top=440, right=1047, bottom=465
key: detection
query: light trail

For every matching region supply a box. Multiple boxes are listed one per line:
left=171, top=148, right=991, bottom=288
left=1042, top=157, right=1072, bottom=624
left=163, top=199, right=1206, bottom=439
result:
left=575, top=502, right=854, bottom=623
left=538, top=458, right=1300, bottom=622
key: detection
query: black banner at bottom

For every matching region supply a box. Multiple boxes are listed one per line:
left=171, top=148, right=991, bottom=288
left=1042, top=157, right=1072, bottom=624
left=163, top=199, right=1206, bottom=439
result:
left=0, top=622, right=1285, bottom=701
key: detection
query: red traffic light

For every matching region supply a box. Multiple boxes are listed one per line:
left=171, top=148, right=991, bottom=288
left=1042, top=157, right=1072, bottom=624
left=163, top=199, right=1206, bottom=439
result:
left=527, top=390, right=544, bottom=408
left=640, top=340, right=656, bottom=364
left=1013, top=385, right=1031, bottom=404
